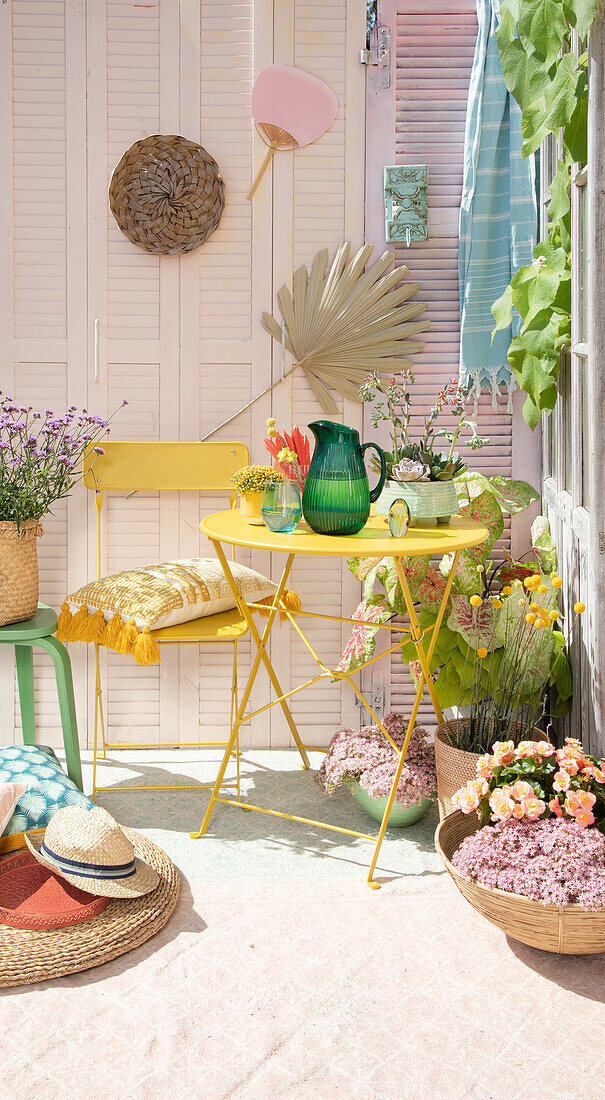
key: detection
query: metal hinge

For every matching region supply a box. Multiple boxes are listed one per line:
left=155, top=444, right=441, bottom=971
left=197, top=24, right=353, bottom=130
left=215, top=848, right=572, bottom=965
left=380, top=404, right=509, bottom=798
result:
left=360, top=26, right=391, bottom=89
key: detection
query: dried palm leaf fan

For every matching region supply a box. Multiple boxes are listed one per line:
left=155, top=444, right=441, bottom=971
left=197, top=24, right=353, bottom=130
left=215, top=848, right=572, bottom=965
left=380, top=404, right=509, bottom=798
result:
left=247, top=65, right=339, bottom=200
left=201, top=243, right=428, bottom=438
left=262, top=242, right=429, bottom=413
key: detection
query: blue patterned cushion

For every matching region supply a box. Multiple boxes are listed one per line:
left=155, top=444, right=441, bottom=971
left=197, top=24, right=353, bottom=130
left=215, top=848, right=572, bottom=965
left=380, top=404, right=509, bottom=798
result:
left=0, top=744, right=92, bottom=837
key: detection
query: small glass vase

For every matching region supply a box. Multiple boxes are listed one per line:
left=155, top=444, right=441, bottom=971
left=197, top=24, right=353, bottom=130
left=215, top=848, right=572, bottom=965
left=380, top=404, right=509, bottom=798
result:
left=261, top=479, right=302, bottom=533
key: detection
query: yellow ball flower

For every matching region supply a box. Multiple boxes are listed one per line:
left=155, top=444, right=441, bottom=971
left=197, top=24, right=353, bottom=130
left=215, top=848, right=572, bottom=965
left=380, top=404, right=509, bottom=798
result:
left=574, top=601, right=586, bottom=615
left=267, top=427, right=278, bottom=438
left=492, top=599, right=503, bottom=610
left=513, top=579, right=522, bottom=589
left=538, top=583, right=548, bottom=594
left=502, top=585, right=512, bottom=596
left=534, top=621, right=543, bottom=630
left=518, top=598, right=525, bottom=607
left=266, top=417, right=276, bottom=428
left=549, top=610, right=559, bottom=621
left=552, top=577, right=563, bottom=588
left=477, top=646, right=487, bottom=659
left=526, top=613, right=535, bottom=624
left=523, top=577, right=534, bottom=589
left=530, top=602, right=540, bottom=613
left=469, top=595, right=482, bottom=607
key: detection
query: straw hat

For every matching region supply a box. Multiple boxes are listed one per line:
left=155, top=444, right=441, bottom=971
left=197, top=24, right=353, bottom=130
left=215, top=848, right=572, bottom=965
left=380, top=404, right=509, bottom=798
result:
left=25, top=805, right=159, bottom=898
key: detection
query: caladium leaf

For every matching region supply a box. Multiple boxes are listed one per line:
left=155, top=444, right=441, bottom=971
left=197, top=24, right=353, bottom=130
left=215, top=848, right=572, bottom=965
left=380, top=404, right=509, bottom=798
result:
left=337, top=598, right=391, bottom=675
left=447, top=594, right=499, bottom=653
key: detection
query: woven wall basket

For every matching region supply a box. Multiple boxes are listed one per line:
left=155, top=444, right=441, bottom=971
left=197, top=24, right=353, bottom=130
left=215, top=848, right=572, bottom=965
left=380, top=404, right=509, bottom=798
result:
left=109, top=135, right=225, bottom=255
left=0, top=520, right=44, bottom=628
left=436, top=810, right=605, bottom=955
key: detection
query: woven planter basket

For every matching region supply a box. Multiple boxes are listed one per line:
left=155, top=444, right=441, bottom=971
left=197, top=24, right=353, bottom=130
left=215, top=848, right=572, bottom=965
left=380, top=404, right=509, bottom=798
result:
left=434, top=721, right=481, bottom=821
left=436, top=810, right=605, bottom=955
left=0, top=520, right=44, bottom=627
left=109, top=135, right=225, bottom=255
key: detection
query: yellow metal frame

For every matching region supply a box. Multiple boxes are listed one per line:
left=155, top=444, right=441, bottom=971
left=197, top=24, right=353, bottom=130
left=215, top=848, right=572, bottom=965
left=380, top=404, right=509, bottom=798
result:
left=84, top=441, right=249, bottom=800
left=191, top=509, right=488, bottom=888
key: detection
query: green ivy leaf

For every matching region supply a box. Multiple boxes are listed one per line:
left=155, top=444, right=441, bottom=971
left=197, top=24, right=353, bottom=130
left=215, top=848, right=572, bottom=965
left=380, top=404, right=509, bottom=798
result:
left=520, top=96, right=550, bottom=156
left=491, top=282, right=513, bottom=334
left=522, top=394, right=542, bottom=430
left=547, top=160, right=572, bottom=221
left=563, top=0, right=599, bottom=39
left=518, top=0, right=569, bottom=65
left=563, top=76, right=588, bottom=162
left=544, top=53, right=583, bottom=131
left=499, top=37, right=533, bottom=103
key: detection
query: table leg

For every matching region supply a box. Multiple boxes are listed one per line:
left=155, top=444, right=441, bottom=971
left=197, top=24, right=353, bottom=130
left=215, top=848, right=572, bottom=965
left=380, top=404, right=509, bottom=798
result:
left=366, top=550, right=460, bottom=889
left=212, top=540, right=309, bottom=769
left=191, top=547, right=305, bottom=839
left=36, top=635, right=84, bottom=792
left=15, top=644, right=36, bottom=745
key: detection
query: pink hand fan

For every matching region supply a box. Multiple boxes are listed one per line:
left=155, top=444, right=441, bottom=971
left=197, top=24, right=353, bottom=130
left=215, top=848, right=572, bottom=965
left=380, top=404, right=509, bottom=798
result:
left=247, top=65, right=339, bottom=200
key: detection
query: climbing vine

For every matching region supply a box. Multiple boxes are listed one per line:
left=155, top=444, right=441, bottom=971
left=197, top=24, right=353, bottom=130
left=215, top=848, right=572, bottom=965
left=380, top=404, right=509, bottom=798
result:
left=491, top=0, right=599, bottom=429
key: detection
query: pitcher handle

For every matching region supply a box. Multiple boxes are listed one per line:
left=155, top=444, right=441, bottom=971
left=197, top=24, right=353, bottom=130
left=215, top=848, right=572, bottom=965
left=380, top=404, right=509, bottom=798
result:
left=361, top=442, right=387, bottom=503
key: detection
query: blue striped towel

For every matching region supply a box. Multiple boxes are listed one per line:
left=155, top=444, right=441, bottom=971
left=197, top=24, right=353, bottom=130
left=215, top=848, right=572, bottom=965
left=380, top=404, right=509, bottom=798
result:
left=458, top=0, right=537, bottom=411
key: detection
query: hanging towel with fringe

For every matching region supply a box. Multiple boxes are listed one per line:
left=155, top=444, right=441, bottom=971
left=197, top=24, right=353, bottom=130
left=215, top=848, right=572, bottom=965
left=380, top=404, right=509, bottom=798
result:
left=458, top=0, right=537, bottom=413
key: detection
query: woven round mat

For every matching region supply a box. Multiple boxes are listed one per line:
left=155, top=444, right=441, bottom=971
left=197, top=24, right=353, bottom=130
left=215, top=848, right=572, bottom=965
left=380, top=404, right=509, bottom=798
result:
left=0, top=830, right=179, bottom=987
left=109, top=134, right=224, bottom=255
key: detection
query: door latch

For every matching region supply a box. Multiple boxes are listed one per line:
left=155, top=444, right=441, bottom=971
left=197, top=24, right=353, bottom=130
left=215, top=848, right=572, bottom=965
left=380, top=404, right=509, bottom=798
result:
left=360, top=26, right=391, bottom=89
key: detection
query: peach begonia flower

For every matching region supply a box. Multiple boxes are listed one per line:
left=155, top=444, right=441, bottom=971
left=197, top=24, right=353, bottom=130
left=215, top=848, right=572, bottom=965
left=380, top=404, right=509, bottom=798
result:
left=552, top=770, right=572, bottom=793
left=582, top=763, right=605, bottom=784
left=515, top=741, right=541, bottom=759
left=468, top=777, right=489, bottom=798
left=519, top=795, right=546, bottom=821
left=534, top=740, right=555, bottom=757
left=453, top=786, right=481, bottom=814
left=564, top=790, right=596, bottom=817
left=555, top=750, right=580, bottom=775
left=476, top=754, right=494, bottom=779
left=491, top=741, right=515, bottom=766
left=549, top=797, right=563, bottom=818
left=512, top=803, right=525, bottom=819
left=575, top=810, right=596, bottom=828
left=489, top=788, right=515, bottom=821
left=510, top=780, right=535, bottom=801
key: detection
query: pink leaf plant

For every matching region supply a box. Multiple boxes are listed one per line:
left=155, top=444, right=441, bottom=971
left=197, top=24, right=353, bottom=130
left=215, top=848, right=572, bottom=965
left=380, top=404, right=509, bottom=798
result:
left=317, top=714, right=437, bottom=810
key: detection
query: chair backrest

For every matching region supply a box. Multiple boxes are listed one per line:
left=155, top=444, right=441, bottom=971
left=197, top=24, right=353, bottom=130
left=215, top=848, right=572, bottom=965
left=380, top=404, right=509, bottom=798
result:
left=83, top=441, right=249, bottom=494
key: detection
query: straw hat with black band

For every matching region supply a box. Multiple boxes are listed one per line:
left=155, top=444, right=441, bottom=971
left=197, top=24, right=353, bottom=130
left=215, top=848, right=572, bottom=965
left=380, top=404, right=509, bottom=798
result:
left=25, top=805, right=159, bottom=898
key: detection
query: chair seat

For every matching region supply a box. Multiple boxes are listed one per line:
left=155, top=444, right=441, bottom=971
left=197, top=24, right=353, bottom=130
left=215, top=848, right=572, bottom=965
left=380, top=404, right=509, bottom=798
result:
left=0, top=603, right=57, bottom=642
left=151, top=606, right=248, bottom=644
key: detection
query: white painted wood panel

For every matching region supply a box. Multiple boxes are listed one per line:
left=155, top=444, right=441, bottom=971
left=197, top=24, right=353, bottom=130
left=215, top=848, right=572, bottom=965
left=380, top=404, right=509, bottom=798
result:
left=2, top=0, right=365, bottom=752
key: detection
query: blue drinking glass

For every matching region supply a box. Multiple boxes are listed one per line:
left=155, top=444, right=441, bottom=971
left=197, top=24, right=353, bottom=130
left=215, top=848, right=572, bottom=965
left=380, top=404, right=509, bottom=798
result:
left=261, top=479, right=302, bottom=533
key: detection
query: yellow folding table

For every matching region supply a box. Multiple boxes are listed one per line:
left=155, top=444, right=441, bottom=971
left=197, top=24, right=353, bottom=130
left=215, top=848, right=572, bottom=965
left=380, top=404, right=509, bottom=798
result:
left=192, top=509, right=488, bottom=888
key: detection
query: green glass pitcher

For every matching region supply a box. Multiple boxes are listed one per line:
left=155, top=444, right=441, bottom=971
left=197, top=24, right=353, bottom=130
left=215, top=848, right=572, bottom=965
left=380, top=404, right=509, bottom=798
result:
left=302, top=421, right=387, bottom=536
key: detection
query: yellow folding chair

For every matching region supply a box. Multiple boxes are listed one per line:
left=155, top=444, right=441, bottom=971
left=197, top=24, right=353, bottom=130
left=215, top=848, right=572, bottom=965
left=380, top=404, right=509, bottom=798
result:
left=83, top=441, right=249, bottom=800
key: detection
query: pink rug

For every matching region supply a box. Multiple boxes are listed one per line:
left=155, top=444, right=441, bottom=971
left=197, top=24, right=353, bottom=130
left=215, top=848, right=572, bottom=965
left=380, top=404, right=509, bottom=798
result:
left=2, top=874, right=604, bottom=1098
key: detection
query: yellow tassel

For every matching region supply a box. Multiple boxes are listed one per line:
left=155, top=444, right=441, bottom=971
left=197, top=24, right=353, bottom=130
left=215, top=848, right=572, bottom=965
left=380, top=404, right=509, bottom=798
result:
left=67, top=604, right=89, bottom=642
left=133, top=626, right=161, bottom=666
left=56, top=601, right=73, bottom=642
left=114, top=618, right=133, bottom=655
left=102, top=613, right=125, bottom=651
left=124, top=619, right=140, bottom=655
left=86, top=609, right=107, bottom=644
left=255, top=589, right=302, bottom=623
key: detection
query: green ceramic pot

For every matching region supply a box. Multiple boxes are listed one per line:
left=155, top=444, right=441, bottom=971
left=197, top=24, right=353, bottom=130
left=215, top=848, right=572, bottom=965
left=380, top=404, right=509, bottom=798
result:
left=349, top=781, right=433, bottom=827
left=375, top=479, right=459, bottom=526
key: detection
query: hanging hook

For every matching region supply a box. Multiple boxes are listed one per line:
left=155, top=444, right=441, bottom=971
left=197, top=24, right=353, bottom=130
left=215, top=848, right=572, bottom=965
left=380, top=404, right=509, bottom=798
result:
left=405, top=226, right=412, bottom=248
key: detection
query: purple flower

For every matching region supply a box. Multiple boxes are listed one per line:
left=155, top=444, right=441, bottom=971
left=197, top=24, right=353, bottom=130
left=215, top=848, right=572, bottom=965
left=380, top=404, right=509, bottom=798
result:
left=121, top=399, right=129, bottom=406
left=93, top=446, right=105, bottom=455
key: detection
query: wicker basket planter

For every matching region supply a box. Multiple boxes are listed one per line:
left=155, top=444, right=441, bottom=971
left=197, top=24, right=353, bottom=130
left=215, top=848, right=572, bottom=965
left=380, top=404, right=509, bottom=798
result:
left=0, top=520, right=44, bottom=627
left=436, top=809, right=605, bottom=955
left=434, top=721, right=481, bottom=820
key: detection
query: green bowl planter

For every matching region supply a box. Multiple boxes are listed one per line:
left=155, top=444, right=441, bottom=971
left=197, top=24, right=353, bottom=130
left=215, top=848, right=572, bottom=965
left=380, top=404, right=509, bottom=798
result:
left=375, top=479, right=459, bottom=526
left=350, top=781, right=433, bottom=827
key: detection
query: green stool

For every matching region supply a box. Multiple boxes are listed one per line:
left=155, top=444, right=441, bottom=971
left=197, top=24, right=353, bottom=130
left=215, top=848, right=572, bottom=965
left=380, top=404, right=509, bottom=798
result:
left=0, top=602, right=83, bottom=792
